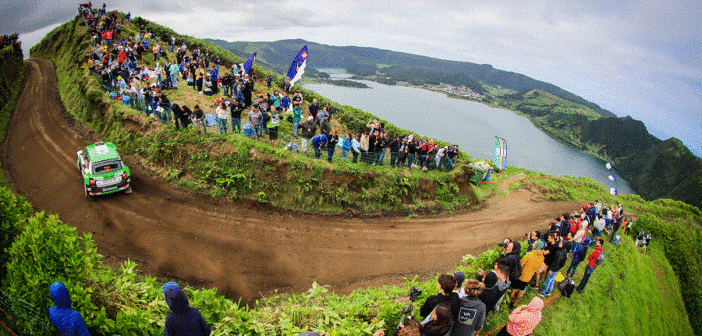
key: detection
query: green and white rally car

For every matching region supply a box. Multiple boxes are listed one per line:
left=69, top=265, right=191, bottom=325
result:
left=76, top=142, right=131, bottom=199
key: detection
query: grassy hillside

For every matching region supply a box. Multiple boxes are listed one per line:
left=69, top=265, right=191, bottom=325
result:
left=28, top=16, right=478, bottom=214
left=0, top=43, right=25, bottom=147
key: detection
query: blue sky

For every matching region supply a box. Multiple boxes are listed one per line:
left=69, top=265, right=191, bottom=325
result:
left=4, top=0, right=701, bottom=156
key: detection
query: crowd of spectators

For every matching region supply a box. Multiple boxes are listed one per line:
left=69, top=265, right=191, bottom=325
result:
left=370, top=199, right=626, bottom=336
left=77, top=5, right=462, bottom=172
left=0, top=33, right=19, bottom=49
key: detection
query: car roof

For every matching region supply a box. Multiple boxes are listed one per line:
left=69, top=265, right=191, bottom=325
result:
left=85, top=142, right=121, bottom=162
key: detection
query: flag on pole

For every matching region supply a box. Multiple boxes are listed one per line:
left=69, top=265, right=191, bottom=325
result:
left=608, top=175, right=617, bottom=181
left=609, top=188, right=618, bottom=196
left=243, top=53, right=256, bottom=74
left=287, top=45, right=308, bottom=85
left=493, top=136, right=507, bottom=170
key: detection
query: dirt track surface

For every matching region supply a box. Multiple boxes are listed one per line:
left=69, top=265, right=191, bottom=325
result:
left=2, top=59, right=582, bottom=303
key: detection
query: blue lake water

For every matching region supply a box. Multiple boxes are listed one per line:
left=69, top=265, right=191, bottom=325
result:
left=303, top=69, right=635, bottom=195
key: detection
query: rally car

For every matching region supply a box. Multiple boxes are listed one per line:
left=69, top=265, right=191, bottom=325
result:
left=76, top=142, right=131, bottom=199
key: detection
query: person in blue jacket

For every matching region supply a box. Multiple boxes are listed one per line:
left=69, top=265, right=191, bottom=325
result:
left=311, top=133, right=328, bottom=159
left=49, top=281, right=91, bottom=336
left=162, top=281, right=211, bottom=336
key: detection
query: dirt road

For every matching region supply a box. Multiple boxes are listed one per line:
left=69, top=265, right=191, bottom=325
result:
left=2, top=59, right=582, bottom=303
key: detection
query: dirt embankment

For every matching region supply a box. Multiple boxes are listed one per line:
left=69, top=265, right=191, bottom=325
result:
left=1, top=58, right=582, bottom=303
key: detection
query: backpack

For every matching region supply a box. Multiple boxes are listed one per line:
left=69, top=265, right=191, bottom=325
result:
left=595, top=251, right=605, bottom=265
left=574, top=244, right=589, bottom=261
left=559, top=276, right=576, bottom=298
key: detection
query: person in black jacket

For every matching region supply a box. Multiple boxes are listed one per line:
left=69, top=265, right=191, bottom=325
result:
left=420, top=274, right=460, bottom=320
left=388, top=136, right=402, bottom=168
left=539, top=237, right=567, bottom=296
left=477, top=259, right=511, bottom=316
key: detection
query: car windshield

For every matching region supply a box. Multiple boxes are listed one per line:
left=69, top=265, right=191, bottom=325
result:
left=92, top=160, right=123, bottom=175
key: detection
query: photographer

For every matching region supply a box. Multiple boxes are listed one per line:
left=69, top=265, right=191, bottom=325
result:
left=419, top=274, right=460, bottom=320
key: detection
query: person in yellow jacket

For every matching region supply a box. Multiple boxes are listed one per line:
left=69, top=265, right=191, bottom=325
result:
left=508, top=250, right=544, bottom=308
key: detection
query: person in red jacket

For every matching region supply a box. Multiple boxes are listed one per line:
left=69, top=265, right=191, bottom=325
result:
left=576, top=238, right=604, bottom=293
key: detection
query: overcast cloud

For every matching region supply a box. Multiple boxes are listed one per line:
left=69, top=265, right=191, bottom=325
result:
left=4, top=0, right=701, bottom=156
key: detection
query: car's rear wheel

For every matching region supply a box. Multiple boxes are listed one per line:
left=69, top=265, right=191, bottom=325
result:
left=85, top=185, right=94, bottom=201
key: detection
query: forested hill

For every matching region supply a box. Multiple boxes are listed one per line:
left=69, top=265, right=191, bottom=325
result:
left=207, top=38, right=615, bottom=118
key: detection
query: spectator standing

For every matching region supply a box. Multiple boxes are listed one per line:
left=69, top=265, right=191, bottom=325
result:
left=248, top=105, right=263, bottom=138
left=360, top=132, right=370, bottom=164
left=268, top=105, right=281, bottom=146
left=195, top=65, right=205, bottom=93
left=292, top=103, right=303, bottom=137
left=327, top=129, right=339, bottom=162
left=209, top=66, right=219, bottom=94
left=215, top=102, right=229, bottom=134
left=298, top=116, right=316, bottom=154
left=308, top=99, right=320, bottom=122
left=48, top=281, right=91, bottom=336
left=351, top=133, right=362, bottom=163
left=566, top=237, right=593, bottom=278
left=162, top=282, right=211, bottom=336
left=539, top=236, right=567, bottom=296
left=320, top=114, right=331, bottom=136
left=509, top=249, right=544, bottom=308
left=450, top=279, right=486, bottom=336
left=341, top=133, right=353, bottom=161
left=168, top=61, right=179, bottom=89
left=593, top=214, right=606, bottom=238
left=388, top=136, right=401, bottom=168
left=230, top=100, right=243, bottom=133
left=169, top=35, right=175, bottom=52
left=576, top=239, right=604, bottom=293
left=495, top=297, right=544, bottom=336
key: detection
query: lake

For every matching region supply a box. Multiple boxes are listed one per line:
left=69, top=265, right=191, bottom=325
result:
left=303, top=69, right=635, bottom=195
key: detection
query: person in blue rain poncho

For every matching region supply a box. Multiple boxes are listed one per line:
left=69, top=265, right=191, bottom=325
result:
left=162, top=281, right=211, bottom=336
left=48, top=281, right=91, bottom=336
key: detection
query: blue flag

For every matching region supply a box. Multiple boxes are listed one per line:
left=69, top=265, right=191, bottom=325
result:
left=608, top=174, right=617, bottom=182
left=243, top=53, right=256, bottom=74
left=287, top=45, right=308, bottom=85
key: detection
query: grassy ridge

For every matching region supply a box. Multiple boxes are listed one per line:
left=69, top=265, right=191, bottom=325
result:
left=29, top=16, right=477, bottom=214
left=0, top=43, right=25, bottom=149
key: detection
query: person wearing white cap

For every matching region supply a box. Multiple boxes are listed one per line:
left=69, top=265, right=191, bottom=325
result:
left=298, top=115, right=317, bottom=154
